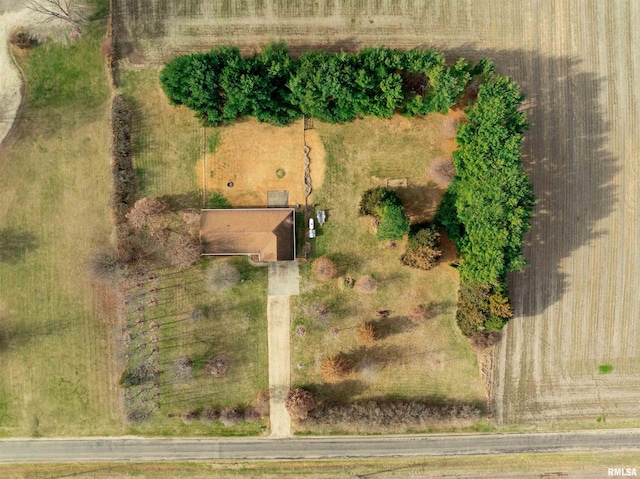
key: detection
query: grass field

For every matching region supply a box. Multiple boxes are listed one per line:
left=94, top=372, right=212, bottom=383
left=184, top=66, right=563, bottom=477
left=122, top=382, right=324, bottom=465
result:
left=290, top=116, right=486, bottom=432
left=0, top=22, right=122, bottom=435
left=1, top=452, right=638, bottom=478
left=119, top=72, right=269, bottom=436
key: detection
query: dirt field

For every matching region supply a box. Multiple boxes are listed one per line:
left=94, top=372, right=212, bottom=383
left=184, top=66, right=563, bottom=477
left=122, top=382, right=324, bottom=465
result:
left=114, top=0, right=640, bottom=426
left=196, top=119, right=325, bottom=207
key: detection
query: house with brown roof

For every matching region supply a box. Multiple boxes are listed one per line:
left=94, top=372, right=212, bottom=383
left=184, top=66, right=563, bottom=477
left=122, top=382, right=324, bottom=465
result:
left=200, top=208, right=296, bottom=262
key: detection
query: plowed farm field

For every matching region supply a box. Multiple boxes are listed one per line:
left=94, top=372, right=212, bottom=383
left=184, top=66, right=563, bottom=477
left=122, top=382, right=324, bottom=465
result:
left=113, top=0, right=640, bottom=425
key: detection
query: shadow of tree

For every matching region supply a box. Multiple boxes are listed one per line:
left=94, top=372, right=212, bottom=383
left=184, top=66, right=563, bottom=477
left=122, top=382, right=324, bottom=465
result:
left=374, top=316, right=415, bottom=340
left=0, top=228, right=37, bottom=263
left=433, top=48, right=617, bottom=316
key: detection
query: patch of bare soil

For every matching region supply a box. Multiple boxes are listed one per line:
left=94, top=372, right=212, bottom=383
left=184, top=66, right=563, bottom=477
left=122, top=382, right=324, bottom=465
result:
left=196, top=118, right=325, bottom=207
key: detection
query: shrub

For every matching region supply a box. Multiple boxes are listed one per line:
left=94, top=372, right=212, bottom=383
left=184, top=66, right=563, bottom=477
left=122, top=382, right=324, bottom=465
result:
left=219, top=407, right=242, bottom=426
left=320, top=355, right=352, bottom=384
left=456, top=281, right=491, bottom=337
left=119, top=364, right=155, bottom=387
left=169, top=234, right=201, bottom=269
left=357, top=321, right=380, bottom=346
left=285, top=388, right=317, bottom=420
left=355, top=275, right=378, bottom=294
left=470, top=331, right=502, bottom=351
left=126, top=197, right=171, bottom=230
left=311, top=255, right=337, bottom=281
left=484, top=314, right=508, bottom=332
left=110, top=95, right=136, bottom=222
left=304, top=400, right=482, bottom=428
left=200, top=407, right=220, bottom=424
left=205, top=261, right=240, bottom=292
left=207, top=358, right=229, bottom=377
left=401, top=226, right=442, bottom=270
left=376, top=204, right=410, bottom=241
left=488, top=290, right=514, bottom=319
left=87, top=249, right=124, bottom=284
left=358, top=187, right=401, bottom=217
left=172, top=354, right=194, bottom=383
left=252, top=391, right=270, bottom=418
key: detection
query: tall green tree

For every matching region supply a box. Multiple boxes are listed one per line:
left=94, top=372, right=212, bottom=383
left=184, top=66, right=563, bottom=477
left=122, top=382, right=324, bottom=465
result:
left=438, top=73, right=534, bottom=286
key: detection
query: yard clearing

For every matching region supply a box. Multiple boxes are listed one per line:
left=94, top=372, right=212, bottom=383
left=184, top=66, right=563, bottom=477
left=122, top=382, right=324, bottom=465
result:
left=290, top=115, right=486, bottom=433
left=196, top=119, right=325, bottom=207
left=114, top=0, right=640, bottom=428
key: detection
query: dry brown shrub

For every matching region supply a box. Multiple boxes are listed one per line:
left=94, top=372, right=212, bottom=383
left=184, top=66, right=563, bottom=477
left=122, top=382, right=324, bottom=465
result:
left=357, top=321, right=380, bottom=346
left=409, top=306, right=428, bottom=325
left=207, top=358, right=229, bottom=377
left=200, top=407, right=220, bottom=424
left=295, top=325, right=307, bottom=337
left=244, top=407, right=261, bottom=422
left=355, top=275, right=378, bottom=294
left=285, top=388, right=317, bottom=420
left=320, top=355, right=352, bottom=384
left=470, top=331, right=503, bottom=352
left=219, top=407, right=242, bottom=426
left=489, top=292, right=514, bottom=319
left=170, top=234, right=201, bottom=269
left=179, top=410, right=199, bottom=424
left=305, top=400, right=482, bottom=428
left=205, top=261, right=240, bottom=292
left=252, top=391, right=270, bottom=418
left=172, top=354, right=194, bottom=383
left=401, top=245, right=441, bottom=270
left=87, top=249, right=124, bottom=284
left=311, top=255, right=337, bottom=281
left=126, top=197, right=171, bottom=230
left=180, top=209, right=201, bottom=236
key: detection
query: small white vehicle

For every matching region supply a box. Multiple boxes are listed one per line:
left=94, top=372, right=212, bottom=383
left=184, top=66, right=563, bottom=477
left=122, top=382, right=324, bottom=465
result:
left=308, top=218, right=316, bottom=238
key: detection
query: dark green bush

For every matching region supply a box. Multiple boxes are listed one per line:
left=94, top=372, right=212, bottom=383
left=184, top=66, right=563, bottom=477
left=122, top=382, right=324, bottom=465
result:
left=376, top=204, right=410, bottom=241
left=358, top=187, right=401, bottom=217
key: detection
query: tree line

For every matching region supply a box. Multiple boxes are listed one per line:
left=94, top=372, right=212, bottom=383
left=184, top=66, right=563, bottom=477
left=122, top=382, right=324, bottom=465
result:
left=437, top=64, right=535, bottom=335
left=160, top=43, right=476, bottom=125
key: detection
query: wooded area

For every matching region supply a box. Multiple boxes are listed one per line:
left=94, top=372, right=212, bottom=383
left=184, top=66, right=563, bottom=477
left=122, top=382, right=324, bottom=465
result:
left=159, top=43, right=475, bottom=125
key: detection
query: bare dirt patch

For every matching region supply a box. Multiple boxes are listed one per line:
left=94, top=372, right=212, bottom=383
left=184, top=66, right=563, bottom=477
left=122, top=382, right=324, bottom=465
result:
left=196, top=118, right=325, bottom=207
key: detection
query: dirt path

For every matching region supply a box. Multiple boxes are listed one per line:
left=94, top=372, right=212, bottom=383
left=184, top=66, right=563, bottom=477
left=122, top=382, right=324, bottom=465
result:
left=267, top=262, right=299, bottom=437
left=0, top=9, right=32, bottom=148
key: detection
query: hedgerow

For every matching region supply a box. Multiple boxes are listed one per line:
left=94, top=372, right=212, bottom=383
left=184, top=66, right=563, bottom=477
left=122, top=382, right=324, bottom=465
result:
left=437, top=66, right=534, bottom=335
left=160, top=43, right=475, bottom=125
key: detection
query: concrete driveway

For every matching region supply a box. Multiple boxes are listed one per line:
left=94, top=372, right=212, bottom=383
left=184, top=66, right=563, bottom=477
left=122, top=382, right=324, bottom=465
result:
left=267, top=261, right=299, bottom=437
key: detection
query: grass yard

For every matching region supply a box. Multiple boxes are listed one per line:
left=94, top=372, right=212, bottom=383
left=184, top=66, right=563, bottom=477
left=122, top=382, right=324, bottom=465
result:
left=123, top=258, right=269, bottom=436
left=0, top=22, right=122, bottom=435
left=291, top=116, right=486, bottom=432
left=119, top=71, right=269, bottom=435
left=119, top=69, right=202, bottom=203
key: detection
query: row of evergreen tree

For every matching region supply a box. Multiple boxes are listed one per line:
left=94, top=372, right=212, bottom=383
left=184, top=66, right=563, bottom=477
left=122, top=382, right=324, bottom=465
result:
left=159, top=43, right=476, bottom=125
left=437, top=68, right=535, bottom=335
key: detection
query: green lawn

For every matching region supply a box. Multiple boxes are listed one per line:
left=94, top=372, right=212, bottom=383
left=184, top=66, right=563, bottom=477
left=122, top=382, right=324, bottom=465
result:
left=119, top=70, right=269, bottom=435
left=0, top=23, right=122, bottom=436
left=291, top=116, right=487, bottom=432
